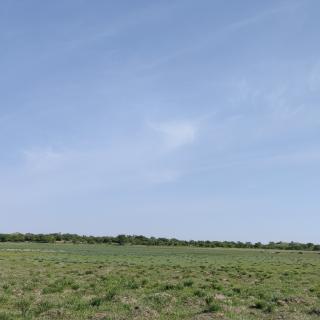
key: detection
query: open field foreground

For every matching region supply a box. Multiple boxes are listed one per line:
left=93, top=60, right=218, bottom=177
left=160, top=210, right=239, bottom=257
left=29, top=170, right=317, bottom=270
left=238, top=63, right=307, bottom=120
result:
left=0, top=243, right=319, bottom=320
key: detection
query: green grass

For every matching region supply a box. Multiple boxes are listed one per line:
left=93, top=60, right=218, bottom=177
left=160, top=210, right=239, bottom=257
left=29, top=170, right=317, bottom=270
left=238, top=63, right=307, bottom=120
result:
left=0, top=243, right=319, bottom=319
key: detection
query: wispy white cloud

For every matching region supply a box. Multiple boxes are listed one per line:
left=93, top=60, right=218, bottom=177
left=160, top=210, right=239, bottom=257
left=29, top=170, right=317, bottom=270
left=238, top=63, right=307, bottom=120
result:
left=148, top=120, right=197, bottom=150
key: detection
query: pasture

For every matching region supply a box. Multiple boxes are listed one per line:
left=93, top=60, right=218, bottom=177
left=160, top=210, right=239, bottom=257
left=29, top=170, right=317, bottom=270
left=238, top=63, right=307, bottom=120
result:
left=0, top=243, right=319, bottom=319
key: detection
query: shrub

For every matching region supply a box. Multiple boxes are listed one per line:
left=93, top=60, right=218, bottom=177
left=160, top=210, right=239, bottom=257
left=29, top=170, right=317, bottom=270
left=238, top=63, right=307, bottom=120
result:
left=193, top=290, right=206, bottom=297
left=252, top=300, right=275, bottom=313
left=204, top=303, right=221, bottom=313
left=90, top=297, right=103, bottom=307
left=183, top=279, right=194, bottom=287
left=162, top=283, right=176, bottom=290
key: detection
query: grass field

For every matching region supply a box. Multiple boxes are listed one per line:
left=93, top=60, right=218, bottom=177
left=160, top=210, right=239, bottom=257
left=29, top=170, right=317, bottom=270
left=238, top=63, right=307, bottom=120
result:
left=0, top=243, right=319, bottom=319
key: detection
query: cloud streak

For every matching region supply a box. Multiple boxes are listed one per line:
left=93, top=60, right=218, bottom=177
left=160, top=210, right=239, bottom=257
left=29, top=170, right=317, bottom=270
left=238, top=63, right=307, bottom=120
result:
left=148, top=120, right=197, bottom=150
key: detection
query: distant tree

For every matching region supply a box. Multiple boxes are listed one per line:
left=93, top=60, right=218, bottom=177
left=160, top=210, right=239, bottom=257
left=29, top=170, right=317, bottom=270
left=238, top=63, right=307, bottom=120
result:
left=116, top=234, right=127, bottom=245
left=254, top=242, right=262, bottom=248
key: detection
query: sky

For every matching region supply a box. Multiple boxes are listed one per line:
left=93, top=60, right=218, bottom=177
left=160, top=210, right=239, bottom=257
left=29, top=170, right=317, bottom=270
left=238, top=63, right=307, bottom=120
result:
left=1, top=0, right=320, bottom=243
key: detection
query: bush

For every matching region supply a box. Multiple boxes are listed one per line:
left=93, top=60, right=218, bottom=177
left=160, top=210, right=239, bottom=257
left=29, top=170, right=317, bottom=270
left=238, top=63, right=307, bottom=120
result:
left=204, top=303, right=221, bottom=313
left=183, top=279, right=194, bottom=287
left=252, top=300, right=275, bottom=313
left=90, top=297, right=103, bottom=307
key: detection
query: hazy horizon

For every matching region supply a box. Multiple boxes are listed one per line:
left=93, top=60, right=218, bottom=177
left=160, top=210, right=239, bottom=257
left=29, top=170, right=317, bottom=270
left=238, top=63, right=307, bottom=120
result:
left=1, top=0, right=320, bottom=243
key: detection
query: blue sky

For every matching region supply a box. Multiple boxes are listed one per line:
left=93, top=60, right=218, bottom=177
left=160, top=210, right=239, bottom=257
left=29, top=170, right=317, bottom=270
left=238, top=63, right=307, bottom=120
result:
left=1, top=0, right=320, bottom=243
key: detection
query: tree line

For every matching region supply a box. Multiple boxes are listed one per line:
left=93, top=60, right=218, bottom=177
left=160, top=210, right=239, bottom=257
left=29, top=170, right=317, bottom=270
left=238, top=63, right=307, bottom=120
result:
left=0, top=233, right=319, bottom=251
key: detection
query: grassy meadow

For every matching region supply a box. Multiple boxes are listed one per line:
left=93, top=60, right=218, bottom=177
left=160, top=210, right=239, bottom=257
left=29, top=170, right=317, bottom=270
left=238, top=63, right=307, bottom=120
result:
left=0, top=243, right=319, bottom=319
